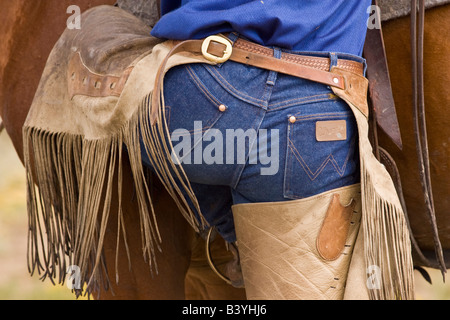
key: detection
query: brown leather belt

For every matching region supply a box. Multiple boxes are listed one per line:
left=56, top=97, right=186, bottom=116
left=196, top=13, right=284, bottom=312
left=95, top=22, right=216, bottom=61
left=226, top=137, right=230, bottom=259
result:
left=151, top=35, right=365, bottom=124
left=232, top=37, right=365, bottom=76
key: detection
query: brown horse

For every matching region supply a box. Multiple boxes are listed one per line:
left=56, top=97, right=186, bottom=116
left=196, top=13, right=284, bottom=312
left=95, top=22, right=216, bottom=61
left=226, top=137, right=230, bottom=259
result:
left=0, top=1, right=449, bottom=299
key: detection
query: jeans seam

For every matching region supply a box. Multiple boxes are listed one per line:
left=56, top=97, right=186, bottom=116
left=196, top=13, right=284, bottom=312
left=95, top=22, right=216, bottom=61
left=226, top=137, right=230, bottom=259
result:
left=168, top=65, right=226, bottom=138
left=284, top=123, right=292, bottom=197
left=186, top=65, right=223, bottom=107
left=170, top=119, right=221, bottom=137
left=268, top=93, right=339, bottom=112
left=231, top=110, right=267, bottom=189
left=164, top=105, right=171, bottom=127
left=203, top=64, right=267, bottom=108
left=290, top=111, right=352, bottom=120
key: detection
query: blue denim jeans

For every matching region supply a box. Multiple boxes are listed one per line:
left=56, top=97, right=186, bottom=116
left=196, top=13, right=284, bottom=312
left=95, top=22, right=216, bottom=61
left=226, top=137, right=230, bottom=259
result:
left=141, top=39, right=364, bottom=242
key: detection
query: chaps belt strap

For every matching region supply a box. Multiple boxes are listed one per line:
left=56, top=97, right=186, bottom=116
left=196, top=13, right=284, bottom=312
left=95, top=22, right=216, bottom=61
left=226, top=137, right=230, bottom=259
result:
left=151, top=35, right=364, bottom=125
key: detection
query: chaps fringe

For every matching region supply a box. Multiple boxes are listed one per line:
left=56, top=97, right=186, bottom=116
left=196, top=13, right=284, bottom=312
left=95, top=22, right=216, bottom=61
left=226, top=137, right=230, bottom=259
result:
left=331, top=67, right=415, bottom=300
left=22, top=92, right=207, bottom=296
left=360, top=156, right=415, bottom=300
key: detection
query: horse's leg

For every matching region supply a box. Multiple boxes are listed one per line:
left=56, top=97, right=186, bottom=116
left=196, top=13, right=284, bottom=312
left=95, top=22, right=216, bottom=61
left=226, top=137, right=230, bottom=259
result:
left=96, top=153, right=194, bottom=300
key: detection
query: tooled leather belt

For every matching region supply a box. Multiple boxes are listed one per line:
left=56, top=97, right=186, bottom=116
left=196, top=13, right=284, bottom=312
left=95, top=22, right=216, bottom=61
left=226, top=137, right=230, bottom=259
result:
left=231, top=36, right=364, bottom=75
left=151, top=34, right=365, bottom=124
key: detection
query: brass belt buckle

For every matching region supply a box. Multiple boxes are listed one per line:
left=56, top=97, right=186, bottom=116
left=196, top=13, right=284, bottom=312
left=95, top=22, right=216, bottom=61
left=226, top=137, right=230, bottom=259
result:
left=201, top=35, right=233, bottom=63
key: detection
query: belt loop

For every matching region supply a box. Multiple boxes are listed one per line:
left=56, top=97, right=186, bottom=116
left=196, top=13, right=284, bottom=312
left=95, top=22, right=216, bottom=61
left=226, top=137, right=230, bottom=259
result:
left=273, top=47, right=282, bottom=60
left=329, top=52, right=338, bottom=71
left=227, top=32, right=240, bottom=46
left=266, top=47, right=281, bottom=86
left=362, top=58, right=368, bottom=76
left=215, top=32, right=239, bottom=68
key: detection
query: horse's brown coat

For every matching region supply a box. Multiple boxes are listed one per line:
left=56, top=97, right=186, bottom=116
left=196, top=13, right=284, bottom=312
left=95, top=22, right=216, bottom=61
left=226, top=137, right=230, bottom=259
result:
left=380, top=5, right=450, bottom=253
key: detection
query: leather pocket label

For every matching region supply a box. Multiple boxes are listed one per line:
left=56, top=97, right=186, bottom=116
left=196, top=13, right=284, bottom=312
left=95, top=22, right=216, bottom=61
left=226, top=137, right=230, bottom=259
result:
left=316, top=120, right=347, bottom=142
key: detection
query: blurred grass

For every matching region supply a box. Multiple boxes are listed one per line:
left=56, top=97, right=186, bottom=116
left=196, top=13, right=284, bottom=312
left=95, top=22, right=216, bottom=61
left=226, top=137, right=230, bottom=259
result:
left=0, top=130, right=449, bottom=300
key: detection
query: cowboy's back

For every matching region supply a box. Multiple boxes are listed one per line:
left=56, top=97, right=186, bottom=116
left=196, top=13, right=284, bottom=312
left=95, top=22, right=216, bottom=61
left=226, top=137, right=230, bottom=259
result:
left=153, top=0, right=371, bottom=56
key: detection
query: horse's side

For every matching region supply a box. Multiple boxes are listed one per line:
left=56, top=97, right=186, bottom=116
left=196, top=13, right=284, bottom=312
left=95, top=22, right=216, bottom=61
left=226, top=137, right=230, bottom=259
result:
left=1, top=2, right=450, bottom=299
left=379, top=4, right=450, bottom=260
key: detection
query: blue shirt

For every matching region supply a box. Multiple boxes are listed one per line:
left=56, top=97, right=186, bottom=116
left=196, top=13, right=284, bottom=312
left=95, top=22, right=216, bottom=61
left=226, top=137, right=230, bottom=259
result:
left=152, top=0, right=372, bottom=57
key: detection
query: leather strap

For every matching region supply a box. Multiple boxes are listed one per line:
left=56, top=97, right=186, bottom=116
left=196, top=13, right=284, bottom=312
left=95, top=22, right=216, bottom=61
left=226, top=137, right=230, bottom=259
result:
left=364, top=0, right=445, bottom=275
left=410, top=0, right=446, bottom=275
left=210, top=40, right=347, bottom=86
left=150, top=37, right=364, bottom=124
left=364, top=0, right=403, bottom=150
left=232, top=37, right=364, bottom=75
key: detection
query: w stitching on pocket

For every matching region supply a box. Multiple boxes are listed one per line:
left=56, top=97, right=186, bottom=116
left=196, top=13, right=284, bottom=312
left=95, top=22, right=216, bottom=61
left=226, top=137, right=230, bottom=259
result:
left=287, top=136, right=351, bottom=181
left=284, top=111, right=356, bottom=199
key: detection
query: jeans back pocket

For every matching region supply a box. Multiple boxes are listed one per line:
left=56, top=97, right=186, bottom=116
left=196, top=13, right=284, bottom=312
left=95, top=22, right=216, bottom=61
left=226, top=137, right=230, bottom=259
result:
left=284, top=102, right=360, bottom=200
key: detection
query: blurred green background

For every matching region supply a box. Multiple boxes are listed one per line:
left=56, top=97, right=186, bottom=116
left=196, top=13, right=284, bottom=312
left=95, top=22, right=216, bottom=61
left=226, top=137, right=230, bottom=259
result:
left=0, top=131, right=449, bottom=300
